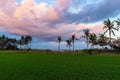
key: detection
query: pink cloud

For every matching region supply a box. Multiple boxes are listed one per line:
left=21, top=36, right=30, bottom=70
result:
left=56, top=0, right=70, bottom=11
left=0, top=0, right=104, bottom=41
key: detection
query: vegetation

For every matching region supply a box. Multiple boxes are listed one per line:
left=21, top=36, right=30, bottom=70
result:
left=83, top=28, right=90, bottom=49
left=0, top=51, right=120, bottom=80
left=63, top=18, right=120, bottom=51
left=57, top=36, right=62, bottom=51
left=0, top=18, right=120, bottom=51
left=66, top=39, right=72, bottom=51
left=71, top=34, right=76, bottom=52
left=0, top=35, right=32, bottom=50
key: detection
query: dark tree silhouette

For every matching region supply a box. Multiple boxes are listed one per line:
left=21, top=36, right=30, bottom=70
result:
left=20, top=35, right=25, bottom=49
left=115, top=18, right=120, bottom=30
left=25, top=35, right=32, bottom=49
left=0, top=35, right=7, bottom=49
left=57, top=36, right=61, bottom=51
left=103, top=19, right=118, bottom=49
left=89, top=33, right=97, bottom=49
left=19, top=35, right=32, bottom=50
left=98, top=34, right=108, bottom=49
left=66, top=39, right=72, bottom=51
left=71, top=34, right=76, bottom=52
left=83, top=28, right=90, bottom=49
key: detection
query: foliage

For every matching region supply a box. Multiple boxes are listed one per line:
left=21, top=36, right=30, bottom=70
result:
left=103, top=19, right=118, bottom=43
left=83, top=28, right=90, bottom=49
left=0, top=35, right=32, bottom=50
left=71, top=34, right=76, bottom=52
left=111, top=38, right=120, bottom=50
left=57, top=36, right=62, bottom=51
left=89, top=33, right=97, bottom=48
left=66, top=39, right=72, bottom=51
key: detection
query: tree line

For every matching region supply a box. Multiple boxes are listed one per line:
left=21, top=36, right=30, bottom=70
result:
left=57, top=18, right=120, bottom=51
left=0, top=35, right=32, bottom=50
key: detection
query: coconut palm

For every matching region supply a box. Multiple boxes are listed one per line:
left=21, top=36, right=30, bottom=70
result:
left=103, top=19, right=118, bottom=43
left=89, top=33, right=97, bottom=49
left=83, top=28, right=90, bottom=49
left=71, top=34, right=76, bottom=52
left=20, top=35, right=25, bottom=49
left=57, top=36, right=61, bottom=51
left=1, top=35, right=7, bottom=49
left=66, top=39, right=72, bottom=51
left=115, top=18, right=120, bottom=30
left=25, top=35, right=32, bottom=49
left=98, top=34, right=108, bottom=49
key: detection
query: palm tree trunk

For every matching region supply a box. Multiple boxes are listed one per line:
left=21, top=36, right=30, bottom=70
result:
left=58, top=42, right=60, bottom=51
left=73, top=40, right=74, bottom=52
left=69, top=46, right=70, bottom=52
left=87, top=38, right=89, bottom=50
left=110, top=31, right=112, bottom=50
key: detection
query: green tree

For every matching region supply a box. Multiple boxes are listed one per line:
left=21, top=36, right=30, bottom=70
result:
left=6, top=38, right=18, bottom=50
left=57, top=36, right=61, bottom=51
left=66, top=39, right=72, bottom=51
left=98, top=34, right=108, bottom=49
left=1, top=35, right=7, bottom=49
left=71, top=34, right=76, bottom=52
left=25, top=35, right=32, bottom=49
left=20, top=35, right=25, bottom=49
left=83, top=28, right=90, bottom=49
left=115, top=18, right=120, bottom=30
left=103, top=19, right=118, bottom=49
left=89, top=33, right=97, bottom=49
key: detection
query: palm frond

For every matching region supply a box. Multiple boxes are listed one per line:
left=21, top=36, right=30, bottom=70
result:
left=113, top=27, right=118, bottom=31
left=104, top=29, right=108, bottom=34
left=112, top=30, right=115, bottom=36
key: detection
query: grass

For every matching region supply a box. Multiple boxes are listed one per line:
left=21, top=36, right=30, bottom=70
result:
left=0, top=51, right=120, bottom=80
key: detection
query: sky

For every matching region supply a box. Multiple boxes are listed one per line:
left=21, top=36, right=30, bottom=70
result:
left=0, top=0, right=120, bottom=50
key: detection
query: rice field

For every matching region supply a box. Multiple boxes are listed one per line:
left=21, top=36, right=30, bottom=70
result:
left=0, top=51, right=120, bottom=80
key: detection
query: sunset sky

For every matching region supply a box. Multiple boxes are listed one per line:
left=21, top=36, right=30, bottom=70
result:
left=0, top=0, right=120, bottom=49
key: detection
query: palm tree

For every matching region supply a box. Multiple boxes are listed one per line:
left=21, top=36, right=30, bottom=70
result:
left=1, top=35, right=6, bottom=49
left=25, top=35, right=32, bottom=49
left=57, top=36, right=61, bottom=51
left=89, top=33, right=97, bottom=49
left=20, top=35, right=25, bottom=49
left=71, top=34, right=76, bottom=52
left=103, top=19, right=118, bottom=48
left=98, top=34, right=108, bottom=49
left=115, top=18, right=120, bottom=30
left=66, top=39, right=72, bottom=51
left=83, top=28, right=90, bottom=49
left=6, top=38, right=17, bottom=50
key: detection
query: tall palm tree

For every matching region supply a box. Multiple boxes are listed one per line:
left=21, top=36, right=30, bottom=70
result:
left=83, top=28, right=90, bottom=49
left=103, top=19, right=118, bottom=47
left=66, top=39, right=72, bottom=51
left=89, top=33, right=97, bottom=49
left=71, top=34, right=76, bottom=52
left=57, top=36, right=61, bottom=51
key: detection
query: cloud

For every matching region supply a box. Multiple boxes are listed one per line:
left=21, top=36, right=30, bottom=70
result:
left=56, top=0, right=70, bottom=11
left=63, top=0, right=120, bottom=23
left=0, top=0, right=119, bottom=43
